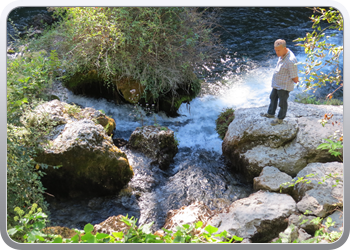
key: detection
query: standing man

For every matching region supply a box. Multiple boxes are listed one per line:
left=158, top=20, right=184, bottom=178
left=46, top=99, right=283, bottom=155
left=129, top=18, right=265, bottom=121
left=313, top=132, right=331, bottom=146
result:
left=261, top=39, right=299, bottom=125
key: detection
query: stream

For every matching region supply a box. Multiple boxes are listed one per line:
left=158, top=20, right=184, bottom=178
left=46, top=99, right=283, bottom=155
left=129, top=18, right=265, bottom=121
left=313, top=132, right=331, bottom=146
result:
left=7, top=7, right=343, bottom=231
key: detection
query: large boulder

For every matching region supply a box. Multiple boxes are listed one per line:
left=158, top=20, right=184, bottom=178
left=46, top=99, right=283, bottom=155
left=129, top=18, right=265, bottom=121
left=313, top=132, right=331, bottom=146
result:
left=293, top=162, right=343, bottom=217
left=128, top=126, right=178, bottom=169
left=222, top=102, right=343, bottom=181
left=206, top=190, right=297, bottom=242
left=30, top=100, right=133, bottom=198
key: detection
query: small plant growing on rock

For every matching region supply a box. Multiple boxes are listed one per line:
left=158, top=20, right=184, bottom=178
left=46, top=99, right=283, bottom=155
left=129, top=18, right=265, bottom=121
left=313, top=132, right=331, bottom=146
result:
left=317, top=113, right=343, bottom=162
left=64, top=103, right=82, bottom=118
left=215, top=107, right=235, bottom=139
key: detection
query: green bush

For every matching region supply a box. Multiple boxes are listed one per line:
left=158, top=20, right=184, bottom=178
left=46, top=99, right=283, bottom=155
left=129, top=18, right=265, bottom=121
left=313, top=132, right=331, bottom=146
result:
left=35, top=7, right=220, bottom=102
left=215, top=108, right=235, bottom=139
left=7, top=49, right=61, bottom=227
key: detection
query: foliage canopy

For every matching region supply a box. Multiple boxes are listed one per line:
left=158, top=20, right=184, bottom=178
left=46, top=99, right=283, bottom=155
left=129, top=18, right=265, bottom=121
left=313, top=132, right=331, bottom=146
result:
left=294, top=7, right=343, bottom=98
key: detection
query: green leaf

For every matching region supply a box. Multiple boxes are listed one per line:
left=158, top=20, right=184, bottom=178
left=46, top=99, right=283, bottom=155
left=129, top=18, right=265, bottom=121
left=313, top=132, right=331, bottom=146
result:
left=173, top=235, right=185, bottom=243
left=7, top=227, right=20, bottom=236
left=112, top=231, right=124, bottom=239
left=195, top=221, right=203, bottom=229
left=96, top=233, right=110, bottom=240
left=232, top=235, right=243, bottom=241
left=52, top=237, right=63, bottom=243
left=84, top=223, right=94, bottom=233
left=162, top=228, right=173, bottom=234
left=81, top=232, right=94, bottom=241
left=35, top=235, right=46, bottom=242
left=71, top=234, right=80, bottom=243
left=204, top=224, right=218, bottom=235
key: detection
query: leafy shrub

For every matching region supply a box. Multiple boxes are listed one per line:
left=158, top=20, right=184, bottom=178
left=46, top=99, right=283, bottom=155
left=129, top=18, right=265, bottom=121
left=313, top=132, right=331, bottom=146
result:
left=36, top=7, right=220, bottom=102
left=215, top=107, right=235, bottom=139
left=7, top=49, right=61, bottom=227
left=8, top=204, right=49, bottom=243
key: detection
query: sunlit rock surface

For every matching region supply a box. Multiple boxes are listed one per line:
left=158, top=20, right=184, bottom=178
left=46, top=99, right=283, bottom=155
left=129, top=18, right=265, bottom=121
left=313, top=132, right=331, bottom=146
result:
left=207, top=190, right=297, bottom=242
left=222, top=102, right=343, bottom=180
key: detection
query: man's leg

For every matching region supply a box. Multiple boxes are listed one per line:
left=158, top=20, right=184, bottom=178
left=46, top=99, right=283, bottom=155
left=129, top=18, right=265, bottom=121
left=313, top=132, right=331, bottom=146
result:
left=267, top=88, right=278, bottom=115
left=277, top=89, right=290, bottom=120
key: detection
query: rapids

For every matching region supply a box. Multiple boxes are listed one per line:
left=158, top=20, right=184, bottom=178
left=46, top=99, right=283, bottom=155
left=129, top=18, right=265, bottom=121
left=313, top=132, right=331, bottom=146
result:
left=7, top=7, right=343, bottom=230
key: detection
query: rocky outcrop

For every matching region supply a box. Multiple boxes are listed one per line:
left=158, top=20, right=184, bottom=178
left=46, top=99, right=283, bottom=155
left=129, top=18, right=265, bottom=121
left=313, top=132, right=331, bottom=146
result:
left=128, top=126, right=178, bottom=169
left=252, top=163, right=343, bottom=219
left=206, top=191, right=297, bottom=242
left=30, top=100, right=133, bottom=198
left=293, top=162, right=343, bottom=217
left=128, top=159, right=342, bottom=243
left=222, top=102, right=343, bottom=181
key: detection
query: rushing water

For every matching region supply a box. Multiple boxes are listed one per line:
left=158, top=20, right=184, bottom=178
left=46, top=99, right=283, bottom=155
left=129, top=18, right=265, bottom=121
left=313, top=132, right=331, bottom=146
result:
left=8, top=7, right=343, bottom=230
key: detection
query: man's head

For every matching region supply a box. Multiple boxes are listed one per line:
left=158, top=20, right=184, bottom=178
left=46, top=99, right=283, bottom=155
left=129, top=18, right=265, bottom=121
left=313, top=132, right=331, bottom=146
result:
left=274, top=39, right=288, bottom=58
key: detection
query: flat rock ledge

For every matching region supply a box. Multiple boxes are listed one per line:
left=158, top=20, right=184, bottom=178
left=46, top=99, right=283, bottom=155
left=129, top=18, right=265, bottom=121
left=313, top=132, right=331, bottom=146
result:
left=222, top=102, right=343, bottom=181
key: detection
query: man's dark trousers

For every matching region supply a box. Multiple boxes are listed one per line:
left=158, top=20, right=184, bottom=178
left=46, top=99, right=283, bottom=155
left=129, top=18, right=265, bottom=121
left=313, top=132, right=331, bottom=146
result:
left=267, top=88, right=290, bottom=120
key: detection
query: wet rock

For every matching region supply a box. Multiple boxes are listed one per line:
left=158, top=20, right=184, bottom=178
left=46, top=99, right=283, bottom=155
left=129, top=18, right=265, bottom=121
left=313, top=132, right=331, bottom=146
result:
left=222, top=102, right=343, bottom=181
left=30, top=100, right=132, bottom=198
left=162, top=201, right=214, bottom=232
left=113, top=138, right=128, bottom=148
left=206, top=190, right=297, bottom=242
left=87, top=197, right=104, bottom=209
left=93, top=215, right=131, bottom=235
left=128, top=126, right=178, bottom=169
left=293, top=162, right=343, bottom=217
left=253, top=166, right=293, bottom=193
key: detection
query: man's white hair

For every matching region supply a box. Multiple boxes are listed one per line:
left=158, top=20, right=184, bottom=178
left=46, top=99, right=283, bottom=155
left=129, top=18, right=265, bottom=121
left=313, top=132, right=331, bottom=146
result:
left=274, top=39, right=286, bottom=48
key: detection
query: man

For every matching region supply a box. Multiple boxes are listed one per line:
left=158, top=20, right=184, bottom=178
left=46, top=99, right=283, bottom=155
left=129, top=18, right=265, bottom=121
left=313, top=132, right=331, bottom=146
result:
left=260, top=39, right=299, bottom=126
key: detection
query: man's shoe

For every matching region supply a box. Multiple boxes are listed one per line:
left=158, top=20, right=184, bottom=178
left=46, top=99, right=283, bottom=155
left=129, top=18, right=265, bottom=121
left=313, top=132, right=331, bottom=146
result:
left=260, top=113, right=275, bottom=118
left=271, top=118, right=283, bottom=126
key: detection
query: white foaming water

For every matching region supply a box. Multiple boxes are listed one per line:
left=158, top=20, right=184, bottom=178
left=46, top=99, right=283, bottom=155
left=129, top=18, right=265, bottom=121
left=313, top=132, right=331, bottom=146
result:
left=66, top=55, right=311, bottom=154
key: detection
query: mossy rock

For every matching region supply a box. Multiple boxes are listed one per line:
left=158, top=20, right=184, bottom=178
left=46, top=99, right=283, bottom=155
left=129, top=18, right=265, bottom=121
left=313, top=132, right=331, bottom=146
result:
left=115, top=78, right=145, bottom=104
left=64, top=70, right=101, bottom=90
left=215, top=108, right=235, bottom=139
left=95, top=116, right=116, bottom=136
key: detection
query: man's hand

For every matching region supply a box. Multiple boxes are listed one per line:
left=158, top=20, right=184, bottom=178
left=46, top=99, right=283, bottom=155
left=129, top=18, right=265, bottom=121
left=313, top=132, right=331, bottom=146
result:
left=292, top=77, right=299, bottom=83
